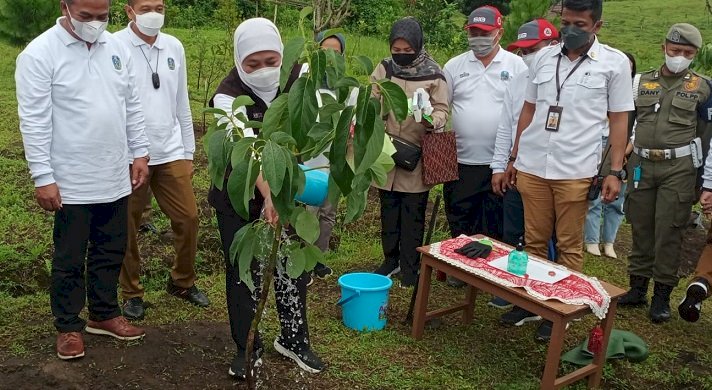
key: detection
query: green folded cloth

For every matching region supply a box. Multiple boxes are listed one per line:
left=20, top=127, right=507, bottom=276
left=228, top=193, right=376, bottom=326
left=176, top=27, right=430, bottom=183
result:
left=562, top=329, right=649, bottom=366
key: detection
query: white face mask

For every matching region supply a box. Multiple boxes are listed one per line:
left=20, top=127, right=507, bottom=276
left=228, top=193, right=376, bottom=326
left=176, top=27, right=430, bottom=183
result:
left=133, top=10, right=165, bottom=37
left=469, top=33, right=499, bottom=58
left=243, top=66, right=280, bottom=91
left=522, top=53, right=536, bottom=68
left=66, top=9, right=107, bottom=43
left=665, top=54, right=693, bottom=74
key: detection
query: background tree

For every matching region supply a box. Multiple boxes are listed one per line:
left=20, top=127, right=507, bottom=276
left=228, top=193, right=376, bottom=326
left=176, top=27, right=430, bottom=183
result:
left=313, top=0, right=352, bottom=32
left=459, top=0, right=511, bottom=15
left=0, top=0, right=59, bottom=45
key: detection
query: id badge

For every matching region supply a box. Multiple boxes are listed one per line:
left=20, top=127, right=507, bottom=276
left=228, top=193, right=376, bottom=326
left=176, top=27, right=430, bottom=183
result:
left=545, top=106, right=563, bottom=132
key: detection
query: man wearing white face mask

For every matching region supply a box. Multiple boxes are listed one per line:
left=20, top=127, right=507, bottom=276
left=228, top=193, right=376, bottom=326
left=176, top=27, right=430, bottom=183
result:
left=15, top=0, right=150, bottom=360
left=442, top=6, right=527, bottom=287
left=623, top=23, right=712, bottom=324
left=115, top=0, right=207, bottom=320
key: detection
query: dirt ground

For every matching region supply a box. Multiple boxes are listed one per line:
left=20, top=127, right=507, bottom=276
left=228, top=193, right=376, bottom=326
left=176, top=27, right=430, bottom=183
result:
left=0, top=321, right=337, bottom=390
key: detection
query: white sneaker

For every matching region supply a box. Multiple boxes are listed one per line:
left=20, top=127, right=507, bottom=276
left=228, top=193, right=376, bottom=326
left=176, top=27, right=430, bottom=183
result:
left=602, top=243, right=617, bottom=259
left=585, top=243, right=601, bottom=256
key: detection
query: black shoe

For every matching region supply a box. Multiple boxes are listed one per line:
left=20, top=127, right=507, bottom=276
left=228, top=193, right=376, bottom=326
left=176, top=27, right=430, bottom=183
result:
left=446, top=275, right=466, bottom=288
left=619, top=275, right=650, bottom=306
left=122, top=297, right=145, bottom=321
left=374, top=259, right=400, bottom=278
left=650, top=282, right=673, bottom=324
left=166, top=278, right=210, bottom=307
left=228, top=348, right=263, bottom=380
left=273, top=338, right=325, bottom=374
left=313, top=263, right=333, bottom=279
left=307, top=274, right=315, bottom=287
left=535, top=320, right=553, bottom=342
left=678, top=281, right=708, bottom=323
left=488, top=296, right=513, bottom=310
left=500, top=306, right=541, bottom=326
left=138, top=223, right=158, bottom=235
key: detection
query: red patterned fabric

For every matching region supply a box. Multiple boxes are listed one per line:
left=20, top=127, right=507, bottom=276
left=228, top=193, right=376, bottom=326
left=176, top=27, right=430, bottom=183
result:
left=422, top=131, right=459, bottom=186
left=430, top=236, right=611, bottom=319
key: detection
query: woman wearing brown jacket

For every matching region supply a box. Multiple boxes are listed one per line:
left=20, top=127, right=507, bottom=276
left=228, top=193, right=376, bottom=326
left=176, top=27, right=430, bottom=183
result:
left=370, top=17, right=449, bottom=288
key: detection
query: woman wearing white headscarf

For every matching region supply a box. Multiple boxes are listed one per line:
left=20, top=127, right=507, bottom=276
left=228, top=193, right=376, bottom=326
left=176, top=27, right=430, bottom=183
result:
left=208, top=18, right=325, bottom=380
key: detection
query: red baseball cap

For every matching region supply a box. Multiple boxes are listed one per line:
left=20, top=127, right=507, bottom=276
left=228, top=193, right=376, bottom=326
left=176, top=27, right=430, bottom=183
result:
left=465, top=6, right=503, bottom=32
left=507, top=19, right=559, bottom=51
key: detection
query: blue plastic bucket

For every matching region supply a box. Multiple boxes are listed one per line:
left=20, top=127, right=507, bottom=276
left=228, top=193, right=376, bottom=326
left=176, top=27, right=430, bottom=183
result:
left=295, top=165, right=328, bottom=207
left=337, top=273, right=393, bottom=332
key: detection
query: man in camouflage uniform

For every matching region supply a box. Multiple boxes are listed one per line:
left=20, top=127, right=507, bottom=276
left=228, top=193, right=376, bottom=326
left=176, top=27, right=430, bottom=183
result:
left=623, top=23, right=712, bottom=323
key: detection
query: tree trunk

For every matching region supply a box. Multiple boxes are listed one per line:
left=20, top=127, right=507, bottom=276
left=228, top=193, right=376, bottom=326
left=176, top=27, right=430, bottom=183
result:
left=245, top=223, right=282, bottom=390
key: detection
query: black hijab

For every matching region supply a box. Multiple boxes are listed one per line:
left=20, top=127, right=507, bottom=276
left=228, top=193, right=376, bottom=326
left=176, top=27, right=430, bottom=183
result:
left=386, top=17, right=442, bottom=80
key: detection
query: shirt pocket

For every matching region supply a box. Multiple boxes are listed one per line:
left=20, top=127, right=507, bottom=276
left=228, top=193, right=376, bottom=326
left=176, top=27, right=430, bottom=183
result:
left=532, top=69, right=556, bottom=101
left=668, top=97, right=697, bottom=126
left=635, top=97, right=658, bottom=123
left=575, top=74, right=607, bottom=100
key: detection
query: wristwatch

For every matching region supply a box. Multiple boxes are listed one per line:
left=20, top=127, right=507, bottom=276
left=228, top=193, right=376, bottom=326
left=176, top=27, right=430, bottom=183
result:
left=608, top=169, right=626, bottom=180
left=508, top=155, right=517, bottom=163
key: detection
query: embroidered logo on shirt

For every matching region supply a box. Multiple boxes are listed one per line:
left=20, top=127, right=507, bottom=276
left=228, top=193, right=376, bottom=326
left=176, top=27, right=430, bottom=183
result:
left=685, top=76, right=701, bottom=92
left=500, top=71, right=510, bottom=81
left=642, top=82, right=661, bottom=90
left=459, top=72, right=470, bottom=79
left=168, top=57, right=175, bottom=70
left=112, top=55, right=122, bottom=71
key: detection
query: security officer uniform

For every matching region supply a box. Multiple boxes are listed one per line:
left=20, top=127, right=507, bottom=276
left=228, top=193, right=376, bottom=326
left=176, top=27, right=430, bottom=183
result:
left=623, top=23, right=712, bottom=323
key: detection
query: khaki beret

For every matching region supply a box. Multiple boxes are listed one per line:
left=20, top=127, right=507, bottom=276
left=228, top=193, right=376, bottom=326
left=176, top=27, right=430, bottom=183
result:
left=666, top=23, right=703, bottom=49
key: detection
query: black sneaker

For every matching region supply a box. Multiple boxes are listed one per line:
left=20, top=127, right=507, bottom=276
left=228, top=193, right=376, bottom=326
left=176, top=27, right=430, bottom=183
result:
left=307, top=274, right=315, bottom=287
left=138, top=223, right=158, bottom=235
left=678, top=281, right=708, bottom=323
left=166, top=278, right=210, bottom=307
left=488, top=296, right=513, bottom=310
left=228, top=349, right=263, bottom=380
left=273, top=338, right=325, bottom=374
left=534, top=320, right=569, bottom=342
left=122, top=297, right=145, bottom=321
left=446, top=275, right=466, bottom=288
left=374, top=259, right=400, bottom=278
left=313, top=263, right=333, bottom=279
left=500, top=306, right=541, bottom=326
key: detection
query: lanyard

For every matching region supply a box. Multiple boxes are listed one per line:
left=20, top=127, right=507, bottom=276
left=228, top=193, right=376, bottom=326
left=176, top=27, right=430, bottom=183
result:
left=555, top=53, right=588, bottom=105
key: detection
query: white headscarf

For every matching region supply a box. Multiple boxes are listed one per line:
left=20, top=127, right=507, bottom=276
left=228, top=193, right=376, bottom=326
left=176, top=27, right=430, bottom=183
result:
left=234, top=18, right=284, bottom=104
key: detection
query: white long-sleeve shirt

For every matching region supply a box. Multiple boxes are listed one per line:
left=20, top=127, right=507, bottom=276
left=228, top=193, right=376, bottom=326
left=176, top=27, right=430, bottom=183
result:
left=15, top=18, right=149, bottom=204
left=115, top=25, right=194, bottom=164
left=491, top=72, right=528, bottom=173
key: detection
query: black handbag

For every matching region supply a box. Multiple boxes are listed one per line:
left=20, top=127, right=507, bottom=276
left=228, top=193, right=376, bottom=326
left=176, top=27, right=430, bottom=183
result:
left=390, top=135, right=422, bottom=172
left=587, top=144, right=611, bottom=201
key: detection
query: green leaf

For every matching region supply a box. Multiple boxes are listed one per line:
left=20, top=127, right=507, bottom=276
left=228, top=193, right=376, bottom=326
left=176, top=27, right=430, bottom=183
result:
left=344, top=173, right=371, bottom=223
left=207, top=129, right=228, bottom=191
left=294, top=208, right=320, bottom=244
left=237, top=227, right=256, bottom=292
left=302, top=244, right=323, bottom=272
left=286, top=247, right=306, bottom=279
left=287, top=76, right=319, bottom=150
left=227, top=158, right=259, bottom=220
left=229, top=223, right=253, bottom=267
left=353, top=97, right=377, bottom=171
left=203, top=107, right=227, bottom=117
left=231, top=137, right=256, bottom=168
left=270, top=131, right=297, bottom=146
left=262, top=94, right=291, bottom=139
left=333, top=77, right=360, bottom=89
left=378, top=80, right=409, bottom=122
left=299, top=6, right=313, bottom=19
left=262, top=141, right=288, bottom=196
left=326, top=175, right=342, bottom=207
left=243, top=121, right=264, bottom=129
left=232, top=95, right=255, bottom=114
left=356, top=99, right=385, bottom=175
left=353, top=55, right=374, bottom=75
left=280, top=36, right=306, bottom=90
left=318, top=102, right=345, bottom=124
left=328, top=106, right=355, bottom=195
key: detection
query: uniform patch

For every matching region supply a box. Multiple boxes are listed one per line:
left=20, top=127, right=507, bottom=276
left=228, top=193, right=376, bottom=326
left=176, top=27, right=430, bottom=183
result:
left=640, top=90, right=660, bottom=96
left=112, top=55, right=122, bottom=71
left=676, top=91, right=699, bottom=100
left=168, top=57, right=175, bottom=70
left=670, top=30, right=681, bottom=43
left=642, top=82, right=661, bottom=90
left=685, top=76, right=701, bottom=92
left=459, top=72, right=470, bottom=79
left=500, top=70, right=510, bottom=81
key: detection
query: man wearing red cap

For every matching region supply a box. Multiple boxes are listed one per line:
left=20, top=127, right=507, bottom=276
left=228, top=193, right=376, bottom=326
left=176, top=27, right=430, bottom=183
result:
left=443, top=6, right=527, bottom=289
left=491, top=19, right=560, bottom=321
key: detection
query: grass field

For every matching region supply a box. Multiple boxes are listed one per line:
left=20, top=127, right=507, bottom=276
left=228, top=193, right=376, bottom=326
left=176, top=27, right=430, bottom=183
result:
left=2, top=0, right=712, bottom=389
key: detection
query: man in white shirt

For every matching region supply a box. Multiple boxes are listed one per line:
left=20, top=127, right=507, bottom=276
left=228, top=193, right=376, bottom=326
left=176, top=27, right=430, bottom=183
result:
left=15, top=0, right=149, bottom=360
left=443, top=6, right=527, bottom=251
left=507, top=0, right=633, bottom=340
left=115, top=0, right=208, bottom=321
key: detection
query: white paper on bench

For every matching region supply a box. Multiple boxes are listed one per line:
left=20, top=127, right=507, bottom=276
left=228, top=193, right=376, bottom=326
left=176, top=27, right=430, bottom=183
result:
left=488, top=256, right=571, bottom=284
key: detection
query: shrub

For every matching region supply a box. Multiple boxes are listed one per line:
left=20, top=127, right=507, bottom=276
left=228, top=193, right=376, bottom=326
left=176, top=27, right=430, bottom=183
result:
left=501, top=0, right=556, bottom=47
left=414, top=0, right=467, bottom=57
left=347, top=0, right=404, bottom=36
left=0, top=0, right=60, bottom=45
left=460, top=0, right=511, bottom=15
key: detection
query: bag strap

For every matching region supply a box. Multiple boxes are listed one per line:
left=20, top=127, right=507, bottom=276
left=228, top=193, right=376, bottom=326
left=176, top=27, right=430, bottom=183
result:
left=597, top=144, right=612, bottom=176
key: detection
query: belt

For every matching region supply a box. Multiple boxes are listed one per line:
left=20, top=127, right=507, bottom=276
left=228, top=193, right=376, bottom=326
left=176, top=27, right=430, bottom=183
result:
left=633, top=145, right=692, bottom=161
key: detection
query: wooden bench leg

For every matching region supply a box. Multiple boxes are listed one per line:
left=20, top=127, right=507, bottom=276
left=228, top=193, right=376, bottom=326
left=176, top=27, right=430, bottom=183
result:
left=588, top=300, right=618, bottom=388
left=412, top=262, right=433, bottom=340
left=462, top=284, right=477, bottom=324
left=541, top=319, right=567, bottom=390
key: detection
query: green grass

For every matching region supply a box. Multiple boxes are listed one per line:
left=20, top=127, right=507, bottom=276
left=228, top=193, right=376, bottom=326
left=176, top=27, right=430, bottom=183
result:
left=2, top=0, right=712, bottom=388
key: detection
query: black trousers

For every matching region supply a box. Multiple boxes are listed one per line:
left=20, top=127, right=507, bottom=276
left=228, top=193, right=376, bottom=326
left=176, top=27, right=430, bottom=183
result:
left=216, top=208, right=310, bottom=354
left=51, top=197, right=128, bottom=332
left=379, top=189, right=429, bottom=284
left=444, top=164, right=503, bottom=240
left=502, top=188, right=525, bottom=246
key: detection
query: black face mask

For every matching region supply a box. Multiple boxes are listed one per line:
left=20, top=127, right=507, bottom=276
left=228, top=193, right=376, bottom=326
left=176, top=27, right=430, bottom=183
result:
left=561, top=25, right=592, bottom=51
left=392, top=53, right=418, bottom=66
